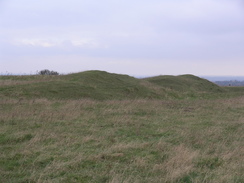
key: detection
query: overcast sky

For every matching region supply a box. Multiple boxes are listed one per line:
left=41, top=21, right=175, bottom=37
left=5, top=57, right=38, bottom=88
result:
left=1, top=0, right=244, bottom=76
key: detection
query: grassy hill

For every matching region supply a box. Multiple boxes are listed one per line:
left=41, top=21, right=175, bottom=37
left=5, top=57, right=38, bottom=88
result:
left=0, top=71, right=227, bottom=100
left=0, top=71, right=164, bottom=100
left=1, top=70, right=243, bottom=182
left=144, top=74, right=224, bottom=93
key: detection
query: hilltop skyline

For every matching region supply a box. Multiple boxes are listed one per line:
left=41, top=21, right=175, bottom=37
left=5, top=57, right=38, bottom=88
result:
left=1, top=0, right=244, bottom=76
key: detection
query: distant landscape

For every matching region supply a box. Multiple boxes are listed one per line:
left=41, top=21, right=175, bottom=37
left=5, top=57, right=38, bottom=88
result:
left=0, top=70, right=243, bottom=183
left=214, top=80, right=244, bottom=87
left=201, top=76, right=244, bottom=87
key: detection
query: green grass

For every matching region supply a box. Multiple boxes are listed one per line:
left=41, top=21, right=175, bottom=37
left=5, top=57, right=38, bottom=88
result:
left=0, top=71, right=243, bottom=182
left=0, top=70, right=229, bottom=100
left=144, top=74, right=225, bottom=93
left=0, top=71, right=165, bottom=100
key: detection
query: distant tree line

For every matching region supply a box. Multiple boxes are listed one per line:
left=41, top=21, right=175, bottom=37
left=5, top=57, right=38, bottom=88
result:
left=38, top=69, right=59, bottom=76
left=215, top=80, right=244, bottom=86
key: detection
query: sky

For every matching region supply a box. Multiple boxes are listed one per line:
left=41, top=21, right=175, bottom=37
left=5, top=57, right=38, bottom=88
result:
left=0, top=0, right=244, bottom=76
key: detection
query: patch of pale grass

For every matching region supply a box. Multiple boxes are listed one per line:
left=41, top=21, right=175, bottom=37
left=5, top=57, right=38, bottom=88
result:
left=108, top=142, right=150, bottom=152
left=0, top=75, right=63, bottom=86
left=153, top=144, right=198, bottom=181
left=82, top=135, right=98, bottom=143
left=109, top=175, right=135, bottom=183
left=0, top=80, right=37, bottom=86
left=132, top=157, right=148, bottom=168
left=95, top=142, right=151, bottom=162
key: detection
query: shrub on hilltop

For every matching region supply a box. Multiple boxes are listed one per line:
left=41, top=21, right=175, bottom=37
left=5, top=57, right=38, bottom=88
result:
left=38, top=69, right=59, bottom=76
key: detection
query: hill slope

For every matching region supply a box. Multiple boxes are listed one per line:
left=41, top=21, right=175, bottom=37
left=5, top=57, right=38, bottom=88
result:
left=143, top=74, right=224, bottom=93
left=0, top=71, right=225, bottom=100
left=0, top=71, right=163, bottom=100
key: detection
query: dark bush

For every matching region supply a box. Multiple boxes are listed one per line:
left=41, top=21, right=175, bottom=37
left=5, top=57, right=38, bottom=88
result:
left=38, top=69, right=59, bottom=75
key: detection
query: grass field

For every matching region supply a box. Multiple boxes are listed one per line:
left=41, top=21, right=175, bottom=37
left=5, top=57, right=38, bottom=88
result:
left=0, top=71, right=243, bottom=182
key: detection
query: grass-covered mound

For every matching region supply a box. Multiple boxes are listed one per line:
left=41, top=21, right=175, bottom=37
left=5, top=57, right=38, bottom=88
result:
left=144, top=74, right=224, bottom=93
left=0, top=71, right=163, bottom=100
left=0, top=71, right=229, bottom=100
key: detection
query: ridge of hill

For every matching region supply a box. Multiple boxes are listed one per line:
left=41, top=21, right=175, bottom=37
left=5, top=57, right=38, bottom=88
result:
left=0, top=71, right=225, bottom=100
left=0, top=71, right=163, bottom=100
left=143, top=74, right=224, bottom=93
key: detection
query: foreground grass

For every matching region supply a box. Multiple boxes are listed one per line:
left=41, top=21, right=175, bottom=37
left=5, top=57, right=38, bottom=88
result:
left=1, top=97, right=243, bottom=183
